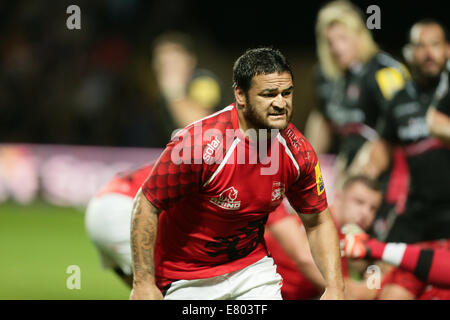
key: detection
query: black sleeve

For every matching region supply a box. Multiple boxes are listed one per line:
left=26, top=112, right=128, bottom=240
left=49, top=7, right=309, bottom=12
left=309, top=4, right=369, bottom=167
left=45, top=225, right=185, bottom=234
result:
left=376, top=97, right=399, bottom=143
left=432, top=70, right=450, bottom=116
left=370, top=63, right=409, bottom=116
left=413, top=249, right=434, bottom=283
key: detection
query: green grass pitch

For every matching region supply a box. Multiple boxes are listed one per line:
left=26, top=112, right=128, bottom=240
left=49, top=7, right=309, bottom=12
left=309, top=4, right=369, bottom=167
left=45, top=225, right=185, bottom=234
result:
left=0, top=200, right=131, bottom=300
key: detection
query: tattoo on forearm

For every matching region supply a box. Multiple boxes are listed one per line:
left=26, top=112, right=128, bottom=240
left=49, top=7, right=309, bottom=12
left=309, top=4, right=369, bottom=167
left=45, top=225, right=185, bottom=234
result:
left=131, top=195, right=158, bottom=282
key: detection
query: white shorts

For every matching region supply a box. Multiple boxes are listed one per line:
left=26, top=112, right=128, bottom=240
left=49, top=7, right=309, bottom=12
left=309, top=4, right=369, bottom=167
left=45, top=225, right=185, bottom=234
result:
left=85, top=193, right=134, bottom=275
left=164, top=256, right=283, bottom=300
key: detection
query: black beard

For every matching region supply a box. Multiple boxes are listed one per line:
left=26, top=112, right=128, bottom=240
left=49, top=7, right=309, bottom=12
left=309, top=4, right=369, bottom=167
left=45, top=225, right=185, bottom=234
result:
left=412, top=64, right=445, bottom=88
left=243, top=98, right=292, bottom=131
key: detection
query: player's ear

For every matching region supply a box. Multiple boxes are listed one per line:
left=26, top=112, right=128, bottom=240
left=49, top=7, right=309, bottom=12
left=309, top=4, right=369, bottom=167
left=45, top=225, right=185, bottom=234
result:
left=234, top=85, right=247, bottom=107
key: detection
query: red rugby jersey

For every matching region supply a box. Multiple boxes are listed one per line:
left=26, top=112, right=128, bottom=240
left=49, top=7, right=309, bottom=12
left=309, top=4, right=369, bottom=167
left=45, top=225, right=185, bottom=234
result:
left=96, top=164, right=154, bottom=198
left=142, top=104, right=328, bottom=288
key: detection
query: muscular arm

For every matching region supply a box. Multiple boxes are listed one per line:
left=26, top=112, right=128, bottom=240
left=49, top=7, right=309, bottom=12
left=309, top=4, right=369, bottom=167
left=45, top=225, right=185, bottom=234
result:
left=267, top=216, right=326, bottom=290
left=299, top=208, right=345, bottom=299
left=426, top=106, right=450, bottom=144
left=129, top=189, right=163, bottom=300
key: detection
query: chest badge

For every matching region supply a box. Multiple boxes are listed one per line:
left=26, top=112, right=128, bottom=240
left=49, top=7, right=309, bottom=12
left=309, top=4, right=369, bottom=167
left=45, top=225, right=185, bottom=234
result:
left=210, top=186, right=241, bottom=210
left=271, top=181, right=285, bottom=203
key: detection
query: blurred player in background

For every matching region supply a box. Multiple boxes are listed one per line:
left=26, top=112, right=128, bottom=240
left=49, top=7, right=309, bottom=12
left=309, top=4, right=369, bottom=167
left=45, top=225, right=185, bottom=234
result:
left=85, top=164, right=154, bottom=287
left=349, top=19, right=450, bottom=299
left=151, top=31, right=222, bottom=140
left=306, top=0, right=409, bottom=173
left=305, top=0, right=410, bottom=240
left=265, top=175, right=383, bottom=299
left=130, top=47, right=345, bottom=300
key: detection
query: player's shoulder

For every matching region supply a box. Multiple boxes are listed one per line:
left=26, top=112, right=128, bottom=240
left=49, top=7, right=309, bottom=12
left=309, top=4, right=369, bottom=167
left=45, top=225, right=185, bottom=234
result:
left=281, top=124, right=313, bottom=150
left=280, top=123, right=317, bottom=166
left=371, top=52, right=406, bottom=72
left=369, top=52, right=411, bottom=100
left=164, top=104, right=236, bottom=168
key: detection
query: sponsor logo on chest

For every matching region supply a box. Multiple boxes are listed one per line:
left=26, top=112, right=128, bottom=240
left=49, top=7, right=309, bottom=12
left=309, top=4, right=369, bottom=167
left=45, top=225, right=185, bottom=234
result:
left=203, top=136, right=221, bottom=164
left=210, top=186, right=241, bottom=210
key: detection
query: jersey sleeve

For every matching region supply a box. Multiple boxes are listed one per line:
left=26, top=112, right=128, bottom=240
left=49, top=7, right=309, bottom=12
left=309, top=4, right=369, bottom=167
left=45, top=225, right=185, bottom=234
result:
left=141, top=128, right=204, bottom=211
left=283, top=127, right=328, bottom=214
left=371, top=55, right=410, bottom=114
left=432, top=70, right=450, bottom=116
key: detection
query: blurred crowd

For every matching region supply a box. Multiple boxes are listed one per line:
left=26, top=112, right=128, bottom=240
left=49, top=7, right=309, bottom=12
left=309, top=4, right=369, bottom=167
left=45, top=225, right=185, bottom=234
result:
left=0, top=0, right=225, bottom=147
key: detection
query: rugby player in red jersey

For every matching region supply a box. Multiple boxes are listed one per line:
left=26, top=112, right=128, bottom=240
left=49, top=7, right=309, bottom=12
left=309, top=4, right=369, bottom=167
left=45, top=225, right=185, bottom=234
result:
left=86, top=162, right=349, bottom=298
left=130, top=47, right=345, bottom=300
left=85, top=164, right=155, bottom=287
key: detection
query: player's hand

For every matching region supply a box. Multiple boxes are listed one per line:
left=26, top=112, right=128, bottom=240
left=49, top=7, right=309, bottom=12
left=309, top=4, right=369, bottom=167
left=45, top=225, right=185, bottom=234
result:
left=340, top=224, right=370, bottom=259
left=130, top=283, right=163, bottom=300
left=320, top=287, right=345, bottom=300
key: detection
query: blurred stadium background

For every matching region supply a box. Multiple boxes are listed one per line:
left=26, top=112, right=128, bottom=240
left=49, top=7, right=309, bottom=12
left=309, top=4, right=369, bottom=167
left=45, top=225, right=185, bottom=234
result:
left=0, top=0, right=448, bottom=299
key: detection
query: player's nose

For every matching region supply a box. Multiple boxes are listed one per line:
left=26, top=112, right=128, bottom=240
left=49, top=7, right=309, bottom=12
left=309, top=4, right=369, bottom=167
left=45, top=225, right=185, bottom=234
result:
left=272, top=93, right=287, bottom=108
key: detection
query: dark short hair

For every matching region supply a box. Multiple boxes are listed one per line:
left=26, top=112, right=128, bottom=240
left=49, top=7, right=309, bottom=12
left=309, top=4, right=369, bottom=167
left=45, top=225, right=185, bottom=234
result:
left=151, top=31, right=196, bottom=56
left=342, top=175, right=382, bottom=193
left=232, top=47, right=293, bottom=93
left=408, top=18, right=449, bottom=43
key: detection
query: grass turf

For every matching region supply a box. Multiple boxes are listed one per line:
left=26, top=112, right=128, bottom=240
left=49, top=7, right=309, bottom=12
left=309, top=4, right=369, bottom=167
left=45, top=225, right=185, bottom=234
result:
left=0, top=200, right=131, bottom=299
